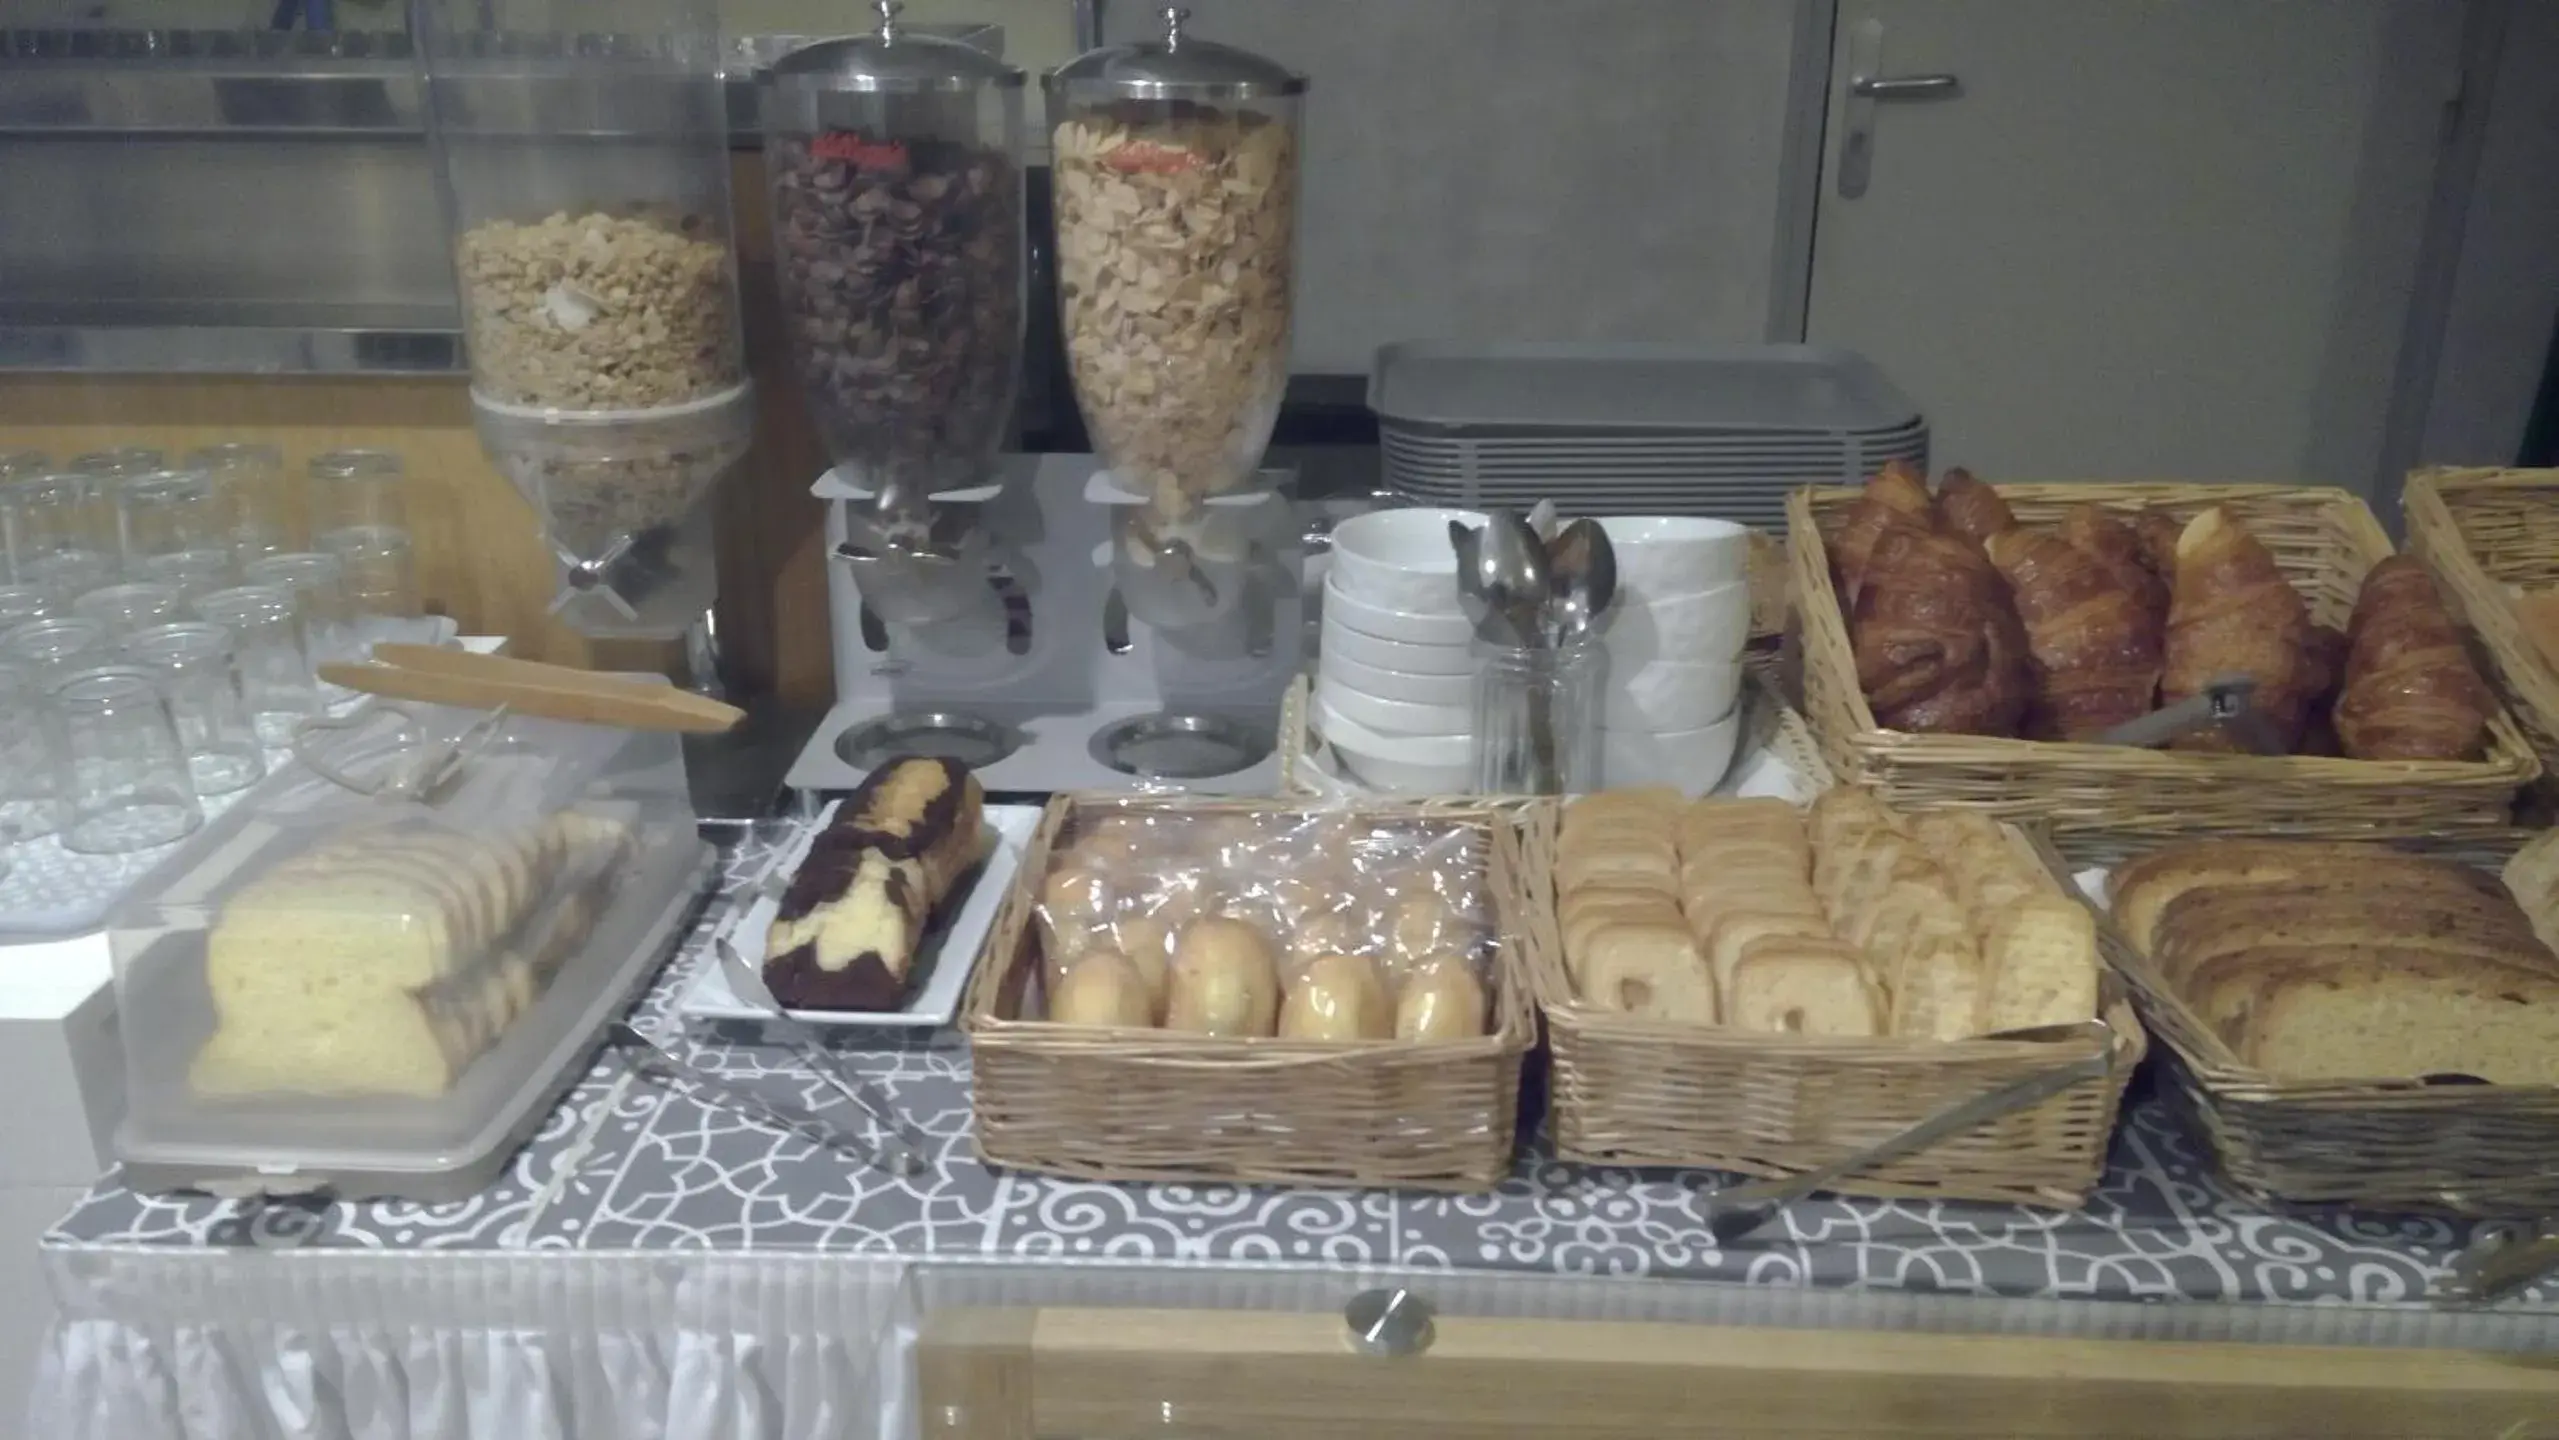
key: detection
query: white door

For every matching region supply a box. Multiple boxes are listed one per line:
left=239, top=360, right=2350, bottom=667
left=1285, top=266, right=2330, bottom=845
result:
left=1804, top=0, right=2466, bottom=495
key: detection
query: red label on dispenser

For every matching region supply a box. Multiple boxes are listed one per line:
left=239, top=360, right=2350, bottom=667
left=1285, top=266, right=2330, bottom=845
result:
left=1102, top=140, right=1204, bottom=174
left=810, top=131, right=911, bottom=172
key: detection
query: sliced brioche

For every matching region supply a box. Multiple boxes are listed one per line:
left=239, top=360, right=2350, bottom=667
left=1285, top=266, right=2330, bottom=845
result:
left=1578, top=923, right=1717, bottom=1023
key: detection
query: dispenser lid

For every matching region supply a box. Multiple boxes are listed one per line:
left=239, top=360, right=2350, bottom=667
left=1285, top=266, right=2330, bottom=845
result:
left=1047, top=5, right=1305, bottom=100
left=763, top=0, right=1025, bottom=94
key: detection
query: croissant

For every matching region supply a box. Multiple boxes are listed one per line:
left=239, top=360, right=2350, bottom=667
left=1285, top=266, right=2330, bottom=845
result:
left=2134, top=510, right=2186, bottom=591
left=2058, top=504, right=2169, bottom=626
left=1982, top=527, right=2164, bottom=740
left=1937, top=468, right=2016, bottom=546
left=1830, top=460, right=1936, bottom=610
left=1853, top=526, right=2032, bottom=736
left=2334, top=557, right=2491, bottom=761
left=2162, top=507, right=2312, bottom=751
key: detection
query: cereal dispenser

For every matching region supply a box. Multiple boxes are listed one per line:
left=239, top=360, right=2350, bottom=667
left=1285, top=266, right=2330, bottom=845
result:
left=1046, top=7, right=1305, bottom=633
left=416, top=0, right=754, bottom=640
left=759, top=2, right=1027, bottom=626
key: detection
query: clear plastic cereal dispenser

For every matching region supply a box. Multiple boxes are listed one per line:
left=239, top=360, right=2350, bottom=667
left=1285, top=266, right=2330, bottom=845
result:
left=416, top=0, right=754, bottom=638
left=761, top=3, right=1026, bottom=506
left=1047, top=7, right=1304, bottom=521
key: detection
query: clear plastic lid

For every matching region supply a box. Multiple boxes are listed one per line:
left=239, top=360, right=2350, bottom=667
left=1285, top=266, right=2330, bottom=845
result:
left=110, top=706, right=707, bottom=1201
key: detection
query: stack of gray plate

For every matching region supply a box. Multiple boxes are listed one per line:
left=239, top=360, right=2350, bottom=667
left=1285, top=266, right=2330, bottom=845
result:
left=1371, top=342, right=1926, bottom=530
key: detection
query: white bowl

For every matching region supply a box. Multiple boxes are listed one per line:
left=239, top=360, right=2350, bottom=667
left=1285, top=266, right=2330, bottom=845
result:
left=1604, top=581, right=1751, bottom=669
left=1325, top=506, right=1485, bottom=615
left=1315, top=697, right=1475, bottom=794
left=1598, top=515, right=1751, bottom=600
left=1315, top=674, right=1472, bottom=737
left=1322, top=575, right=1480, bottom=648
left=1602, top=659, right=1742, bottom=732
left=1320, top=648, right=1476, bottom=708
left=1319, top=611, right=1476, bottom=677
left=1599, top=711, right=1743, bottom=796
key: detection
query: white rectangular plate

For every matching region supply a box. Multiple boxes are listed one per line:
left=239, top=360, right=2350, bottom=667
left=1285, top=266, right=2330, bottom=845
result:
left=680, top=802, right=1042, bottom=1030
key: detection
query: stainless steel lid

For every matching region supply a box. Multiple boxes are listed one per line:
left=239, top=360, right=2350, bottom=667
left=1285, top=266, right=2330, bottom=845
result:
left=1046, top=5, right=1305, bottom=100
left=763, top=0, right=1024, bottom=94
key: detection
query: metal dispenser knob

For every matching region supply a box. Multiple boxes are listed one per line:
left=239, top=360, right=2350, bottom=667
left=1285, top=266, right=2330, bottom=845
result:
left=1343, top=1287, right=1435, bottom=1357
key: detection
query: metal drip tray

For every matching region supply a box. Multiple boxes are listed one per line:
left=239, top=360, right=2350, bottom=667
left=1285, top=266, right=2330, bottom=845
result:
left=835, top=711, right=1023, bottom=771
left=1089, top=712, right=1273, bottom=781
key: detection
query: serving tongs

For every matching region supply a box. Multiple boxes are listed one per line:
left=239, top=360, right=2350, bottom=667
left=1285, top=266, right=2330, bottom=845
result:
left=1701, top=1019, right=2117, bottom=1245
left=2441, top=1216, right=2559, bottom=1306
left=609, top=1022, right=909, bottom=1177
left=712, top=933, right=929, bottom=1176
left=317, top=645, right=746, bottom=734
left=2089, top=674, right=2283, bottom=754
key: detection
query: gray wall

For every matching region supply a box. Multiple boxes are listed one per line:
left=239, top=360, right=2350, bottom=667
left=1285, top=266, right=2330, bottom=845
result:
left=1106, top=0, right=1799, bottom=374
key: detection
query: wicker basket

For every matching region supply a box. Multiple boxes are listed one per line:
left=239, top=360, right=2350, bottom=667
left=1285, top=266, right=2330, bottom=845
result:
left=2101, top=875, right=2559, bottom=1216
left=2405, top=466, right=2559, bottom=777
left=1525, top=794, right=2146, bottom=1208
left=1789, top=481, right=2540, bottom=860
left=962, top=795, right=1539, bottom=1190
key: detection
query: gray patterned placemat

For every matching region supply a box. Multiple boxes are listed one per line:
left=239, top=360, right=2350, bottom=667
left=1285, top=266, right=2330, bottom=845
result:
left=49, top=823, right=2557, bottom=1312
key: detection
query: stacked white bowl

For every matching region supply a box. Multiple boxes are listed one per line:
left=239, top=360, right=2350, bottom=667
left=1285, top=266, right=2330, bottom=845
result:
left=1590, top=516, right=1753, bottom=793
left=1313, top=507, right=1485, bottom=794
left=1311, top=509, right=1755, bottom=796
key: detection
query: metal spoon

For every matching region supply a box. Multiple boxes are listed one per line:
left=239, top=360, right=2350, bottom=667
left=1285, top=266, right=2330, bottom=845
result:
left=1545, top=517, right=1619, bottom=648
left=1450, top=519, right=1530, bottom=649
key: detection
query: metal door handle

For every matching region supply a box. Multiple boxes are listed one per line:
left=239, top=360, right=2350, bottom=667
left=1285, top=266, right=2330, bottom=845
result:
left=1837, top=20, right=1960, bottom=200
left=1852, top=73, right=1959, bottom=100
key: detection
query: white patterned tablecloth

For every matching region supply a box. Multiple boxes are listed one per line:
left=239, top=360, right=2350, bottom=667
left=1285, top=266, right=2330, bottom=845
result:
left=29, top=824, right=2559, bottom=1440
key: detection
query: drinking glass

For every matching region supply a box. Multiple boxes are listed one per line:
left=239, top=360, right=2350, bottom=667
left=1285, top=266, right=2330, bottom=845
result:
left=193, top=584, right=321, bottom=744
left=186, top=443, right=290, bottom=561
left=0, top=449, right=48, bottom=584
left=49, top=665, right=203, bottom=854
left=115, top=468, right=232, bottom=576
left=135, top=549, right=236, bottom=603
left=72, top=581, right=186, bottom=640
left=241, top=551, right=355, bottom=664
left=308, top=449, right=408, bottom=534
left=309, top=451, right=421, bottom=637
left=0, top=616, right=112, bottom=691
left=0, top=584, right=57, bottom=637
left=0, top=661, right=66, bottom=843
left=68, top=447, right=165, bottom=576
left=124, top=622, right=266, bottom=795
left=1470, top=640, right=1603, bottom=795
left=0, top=471, right=115, bottom=599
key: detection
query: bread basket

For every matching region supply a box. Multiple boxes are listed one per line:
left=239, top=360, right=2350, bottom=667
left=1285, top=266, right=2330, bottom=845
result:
left=1521, top=695, right=2144, bottom=1208
left=2403, top=466, right=2559, bottom=786
left=962, top=795, right=1539, bottom=1190
left=2101, top=861, right=2559, bottom=1217
left=1788, top=480, right=2540, bottom=861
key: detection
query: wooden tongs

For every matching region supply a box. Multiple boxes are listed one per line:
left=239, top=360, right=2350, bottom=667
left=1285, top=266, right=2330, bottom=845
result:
left=318, top=644, right=745, bottom=734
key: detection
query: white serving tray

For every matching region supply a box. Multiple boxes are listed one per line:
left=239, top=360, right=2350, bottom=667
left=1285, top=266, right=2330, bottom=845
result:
left=681, top=802, right=1042, bottom=1031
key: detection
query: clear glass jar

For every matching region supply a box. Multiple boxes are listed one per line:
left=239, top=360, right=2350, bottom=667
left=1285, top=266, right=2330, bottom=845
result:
left=242, top=552, right=356, bottom=664
left=762, top=4, right=1027, bottom=499
left=1470, top=640, right=1603, bottom=795
left=124, top=622, right=266, bottom=796
left=1, top=470, right=115, bottom=599
left=1048, top=8, right=1304, bottom=520
left=193, top=584, right=322, bottom=745
left=307, top=450, right=422, bottom=627
left=48, top=664, right=202, bottom=855
left=418, top=0, right=755, bottom=637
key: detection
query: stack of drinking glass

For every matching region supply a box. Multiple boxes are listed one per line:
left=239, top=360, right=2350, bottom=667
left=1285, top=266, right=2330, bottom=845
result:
left=0, top=444, right=425, bottom=863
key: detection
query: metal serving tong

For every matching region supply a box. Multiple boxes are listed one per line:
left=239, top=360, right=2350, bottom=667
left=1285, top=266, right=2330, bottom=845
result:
left=609, top=1022, right=919, bottom=1178
left=317, top=645, right=745, bottom=734
left=713, top=934, right=929, bottom=1175
left=2442, top=1217, right=2559, bottom=1306
left=1701, top=1020, right=2117, bottom=1245
left=2089, top=674, right=2283, bottom=754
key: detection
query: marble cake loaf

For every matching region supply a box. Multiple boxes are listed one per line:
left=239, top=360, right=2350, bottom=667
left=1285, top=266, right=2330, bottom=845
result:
left=763, top=756, right=986, bottom=1011
left=190, top=809, right=637, bottom=1099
